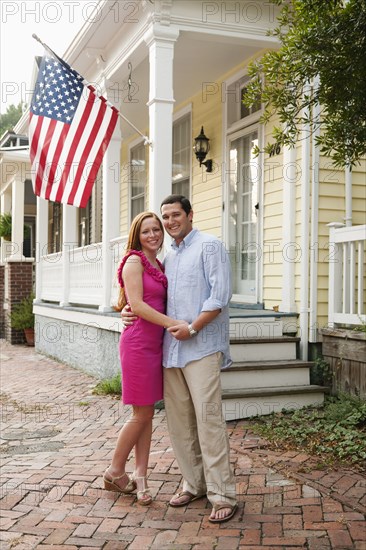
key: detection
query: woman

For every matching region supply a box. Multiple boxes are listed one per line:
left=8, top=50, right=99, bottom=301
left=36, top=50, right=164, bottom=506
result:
left=103, top=211, right=180, bottom=505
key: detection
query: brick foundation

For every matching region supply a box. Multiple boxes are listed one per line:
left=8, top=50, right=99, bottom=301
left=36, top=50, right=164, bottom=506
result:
left=5, top=260, right=34, bottom=344
left=0, top=264, right=4, bottom=339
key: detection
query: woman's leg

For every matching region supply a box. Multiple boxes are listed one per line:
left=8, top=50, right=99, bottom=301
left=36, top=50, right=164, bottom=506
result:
left=133, top=405, right=154, bottom=503
left=107, top=404, right=154, bottom=490
left=134, top=406, right=154, bottom=477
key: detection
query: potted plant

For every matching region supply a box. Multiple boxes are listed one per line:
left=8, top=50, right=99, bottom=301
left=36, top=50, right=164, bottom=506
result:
left=0, top=213, right=12, bottom=240
left=9, top=293, right=35, bottom=346
left=0, top=213, right=30, bottom=242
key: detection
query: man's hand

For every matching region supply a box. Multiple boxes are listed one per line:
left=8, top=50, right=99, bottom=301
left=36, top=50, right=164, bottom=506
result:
left=167, top=323, right=191, bottom=340
left=121, top=304, right=138, bottom=327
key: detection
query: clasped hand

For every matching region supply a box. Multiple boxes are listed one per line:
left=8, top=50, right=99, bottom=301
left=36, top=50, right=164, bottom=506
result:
left=121, top=306, right=191, bottom=341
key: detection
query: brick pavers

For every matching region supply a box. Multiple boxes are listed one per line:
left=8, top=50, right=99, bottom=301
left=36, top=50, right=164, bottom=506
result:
left=1, top=341, right=365, bottom=549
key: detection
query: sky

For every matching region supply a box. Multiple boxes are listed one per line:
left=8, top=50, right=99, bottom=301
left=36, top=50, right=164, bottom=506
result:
left=1, top=1, right=89, bottom=114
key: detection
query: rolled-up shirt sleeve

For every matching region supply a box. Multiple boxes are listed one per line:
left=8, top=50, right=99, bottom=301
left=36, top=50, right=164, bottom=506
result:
left=201, top=241, right=232, bottom=312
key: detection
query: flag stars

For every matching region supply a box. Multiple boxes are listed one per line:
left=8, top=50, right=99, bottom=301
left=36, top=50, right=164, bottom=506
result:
left=31, top=55, right=84, bottom=124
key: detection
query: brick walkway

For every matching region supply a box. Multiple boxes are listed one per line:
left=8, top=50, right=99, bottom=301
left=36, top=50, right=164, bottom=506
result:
left=0, top=341, right=365, bottom=550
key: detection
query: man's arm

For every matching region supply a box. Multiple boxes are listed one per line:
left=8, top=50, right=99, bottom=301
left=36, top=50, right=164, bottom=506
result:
left=167, top=310, right=221, bottom=340
left=121, top=303, right=138, bottom=326
left=168, top=239, right=231, bottom=341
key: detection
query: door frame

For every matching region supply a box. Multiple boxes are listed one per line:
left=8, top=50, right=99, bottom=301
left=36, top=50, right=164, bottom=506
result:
left=223, top=124, right=264, bottom=305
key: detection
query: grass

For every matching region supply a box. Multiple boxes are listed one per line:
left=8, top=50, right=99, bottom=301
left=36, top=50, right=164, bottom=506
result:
left=250, top=393, right=366, bottom=470
left=92, top=374, right=121, bottom=396
left=91, top=374, right=165, bottom=409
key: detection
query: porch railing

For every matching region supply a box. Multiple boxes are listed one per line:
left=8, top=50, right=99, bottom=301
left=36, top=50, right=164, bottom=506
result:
left=69, top=243, right=103, bottom=306
left=39, top=252, right=63, bottom=303
left=38, top=236, right=128, bottom=309
left=328, top=223, right=366, bottom=327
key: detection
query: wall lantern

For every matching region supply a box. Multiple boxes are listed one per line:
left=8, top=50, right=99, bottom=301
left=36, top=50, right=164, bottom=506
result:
left=193, top=126, right=213, bottom=172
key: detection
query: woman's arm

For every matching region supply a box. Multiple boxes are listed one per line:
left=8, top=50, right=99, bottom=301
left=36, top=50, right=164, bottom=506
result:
left=123, top=256, right=178, bottom=329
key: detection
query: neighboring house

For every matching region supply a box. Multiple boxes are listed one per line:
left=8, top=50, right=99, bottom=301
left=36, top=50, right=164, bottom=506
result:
left=2, top=0, right=365, bottom=416
left=0, top=130, right=36, bottom=261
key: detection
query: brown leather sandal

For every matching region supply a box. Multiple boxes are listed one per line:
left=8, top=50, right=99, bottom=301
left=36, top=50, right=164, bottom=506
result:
left=209, top=502, right=238, bottom=523
left=169, top=490, right=205, bottom=507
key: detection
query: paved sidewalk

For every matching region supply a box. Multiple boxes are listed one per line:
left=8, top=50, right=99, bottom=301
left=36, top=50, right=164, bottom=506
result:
left=0, top=341, right=365, bottom=550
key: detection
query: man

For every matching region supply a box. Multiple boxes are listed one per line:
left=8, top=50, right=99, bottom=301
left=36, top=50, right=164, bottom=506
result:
left=124, top=195, right=237, bottom=523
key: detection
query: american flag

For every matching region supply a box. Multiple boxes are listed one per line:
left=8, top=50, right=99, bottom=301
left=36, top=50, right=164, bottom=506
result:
left=29, top=53, right=119, bottom=207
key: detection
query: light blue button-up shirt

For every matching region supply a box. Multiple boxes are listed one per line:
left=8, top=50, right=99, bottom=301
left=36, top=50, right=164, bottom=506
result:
left=162, top=228, right=232, bottom=369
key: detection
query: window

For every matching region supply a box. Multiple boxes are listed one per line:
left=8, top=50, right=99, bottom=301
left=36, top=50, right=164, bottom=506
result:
left=240, top=85, right=261, bottom=119
left=172, top=115, right=190, bottom=197
left=130, top=142, right=146, bottom=221
left=78, top=201, right=91, bottom=246
left=227, top=76, right=261, bottom=128
left=78, top=167, right=102, bottom=246
left=49, top=202, right=62, bottom=253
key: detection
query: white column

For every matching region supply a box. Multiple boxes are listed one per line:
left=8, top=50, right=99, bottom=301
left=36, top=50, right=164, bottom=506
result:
left=309, top=77, right=320, bottom=342
left=99, top=125, right=122, bottom=312
left=280, top=145, right=297, bottom=312
left=60, top=204, right=78, bottom=307
left=345, top=165, right=352, bottom=227
left=35, top=196, right=49, bottom=303
left=9, top=176, right=25, bottom=260
left=299, top=107, right=311, bottom=360
left=144, top=24, right=179, bottom=213
left=0, top=190, right=12, bottom=262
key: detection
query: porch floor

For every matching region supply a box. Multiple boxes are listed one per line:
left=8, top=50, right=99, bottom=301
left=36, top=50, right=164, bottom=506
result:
left=229, top=303, right=298, bottom=319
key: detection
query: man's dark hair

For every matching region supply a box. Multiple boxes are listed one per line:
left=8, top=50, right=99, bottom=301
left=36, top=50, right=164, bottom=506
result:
left=161, top=194, right=192, bottom=215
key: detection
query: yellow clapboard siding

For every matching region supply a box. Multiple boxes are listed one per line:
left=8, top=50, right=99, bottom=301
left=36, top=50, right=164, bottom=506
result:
left=115, top=51, right=366, bottom=339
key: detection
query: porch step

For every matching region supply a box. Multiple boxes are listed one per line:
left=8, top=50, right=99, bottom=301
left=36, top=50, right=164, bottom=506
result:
left=221, top=360, right=312, bottom=390
left=229, top=316, right=282, bottom=338
left=221, top=385, right=326, bottom=421
left=223, top=334, right=326, bottom=420
left=229, top=306, right=299, bottom=336
left=230, top=337, right=299, bottom=362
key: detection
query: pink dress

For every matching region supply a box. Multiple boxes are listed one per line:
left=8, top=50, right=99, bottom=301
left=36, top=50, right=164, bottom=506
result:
left=117, top=250, right=167, bottom=406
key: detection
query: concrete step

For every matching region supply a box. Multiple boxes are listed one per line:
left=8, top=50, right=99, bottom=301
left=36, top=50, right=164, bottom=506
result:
left=221, top=360, right=312, bottom=390
left=229, top=305, right=299, bottom=336
left=229, top=316, right=283, bottom=339
left=230, top=337, right=299, bottom=362
left=221, top=385, right=326, bottom=421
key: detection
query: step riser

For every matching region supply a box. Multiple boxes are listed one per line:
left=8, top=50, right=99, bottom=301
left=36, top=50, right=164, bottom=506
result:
left=221, top=368, right=310, bottom=390
left=230, top=342, right=297, bottom=362
left=281, top=317, right=299, bottom=335
left=221, top=393, right=324, bottom=421
left=229, top=318, right=283, bottom=339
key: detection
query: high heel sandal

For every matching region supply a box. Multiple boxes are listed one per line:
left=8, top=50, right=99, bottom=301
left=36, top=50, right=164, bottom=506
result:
left=132, top=473, right=152, bottom=506
left=103, top=469, right=136, bottom=494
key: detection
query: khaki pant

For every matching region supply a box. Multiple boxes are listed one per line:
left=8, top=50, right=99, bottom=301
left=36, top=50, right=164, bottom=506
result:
left=164, top=352, right=237, bottom=506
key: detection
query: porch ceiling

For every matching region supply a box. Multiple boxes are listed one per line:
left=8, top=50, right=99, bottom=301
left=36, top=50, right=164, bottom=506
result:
left=112, top=32, right=260, bottom=139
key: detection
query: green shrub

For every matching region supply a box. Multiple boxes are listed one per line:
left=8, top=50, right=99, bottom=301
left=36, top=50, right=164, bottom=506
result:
left=0, top=213, right=12, bottom=239
left=310, top=355, right=332, bottom=386
left=9, top=294, right=35, bottom=330
left=251, top=393, right=366, bottom=467
left=0, top=213, right=31, bottom=240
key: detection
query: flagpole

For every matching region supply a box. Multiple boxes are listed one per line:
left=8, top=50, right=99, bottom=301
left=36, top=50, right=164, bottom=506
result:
left=32, top=34, right=152, bottom=147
